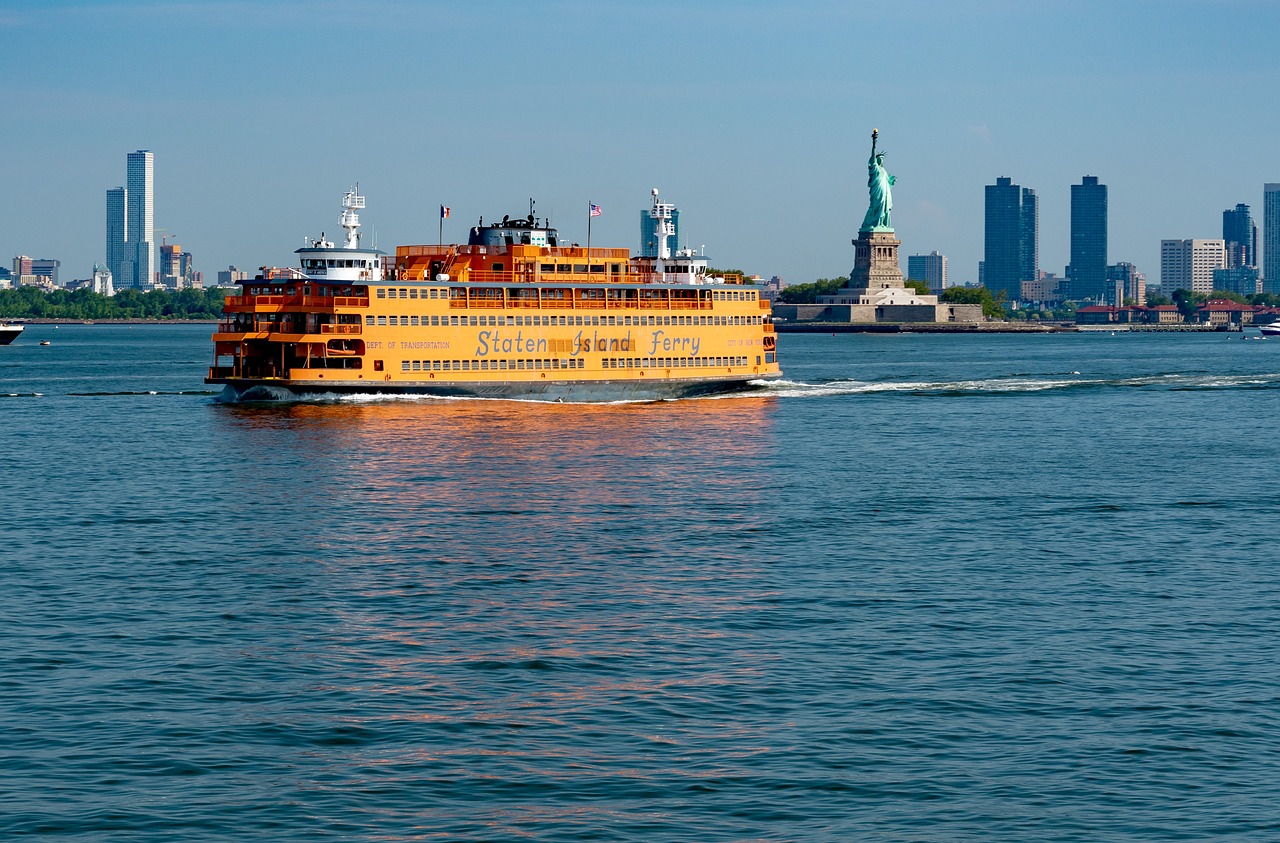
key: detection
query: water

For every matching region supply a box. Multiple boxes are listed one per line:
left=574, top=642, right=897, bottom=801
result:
left=3, top=323, right=1280, bottom=841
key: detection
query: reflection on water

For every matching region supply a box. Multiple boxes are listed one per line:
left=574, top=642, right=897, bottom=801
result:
left=204, top=395, right=787, bottom=838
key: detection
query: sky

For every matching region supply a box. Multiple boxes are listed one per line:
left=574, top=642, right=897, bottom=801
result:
left=3, top=0, right=1279, bottom=288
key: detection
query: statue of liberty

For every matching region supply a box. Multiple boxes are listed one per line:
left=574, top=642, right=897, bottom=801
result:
left=860, top=128, right=895, bottom=233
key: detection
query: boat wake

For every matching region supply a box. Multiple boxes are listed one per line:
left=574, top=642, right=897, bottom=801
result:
left=744, top=372, right=1280, bottom=399
left=210, top=372, right=1280, bottom=406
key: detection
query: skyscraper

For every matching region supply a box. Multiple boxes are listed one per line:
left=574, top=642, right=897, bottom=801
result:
left=1161, top=239, right=1225, bottom=295
left=127, top=150, right=155, bottom=288
left=1069, top=176, right=1107, bottom=301
left=1222, top=203, right=1257, bottom=269
left=1265, top=184, right=1280, bottom=293
left=984, top=177, right=1037, bottom=301
left=106, top=186, right=128, bottom=287
left=906, top=251, right=947, bottom=292
left=106, top=150, right=156, bottom=289
left=1107, top=262, right=1145, bottom=306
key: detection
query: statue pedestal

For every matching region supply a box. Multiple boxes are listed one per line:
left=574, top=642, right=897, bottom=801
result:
left=849, top=230, right=904, bottom=291
left=813, top=228, right=950, bottom=322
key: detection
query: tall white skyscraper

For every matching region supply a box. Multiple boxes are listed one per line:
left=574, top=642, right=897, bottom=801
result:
left=106, top=150, right=156, bottom=289
left=1161, top=239, right=1225, bottom=295
left=127, top=150, right=155, bottom=288
left=1265, top=183, right=1280, bottom=294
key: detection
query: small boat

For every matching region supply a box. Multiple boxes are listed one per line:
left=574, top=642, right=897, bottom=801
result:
left=39, top=340, right=51, bottom=346
left=1258, top=322, right=1280, bottom=337
left=0, top=323, right=23, bottom=345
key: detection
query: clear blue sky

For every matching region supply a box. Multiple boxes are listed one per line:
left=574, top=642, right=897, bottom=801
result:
left=3, top=0, right=1278, bottom=287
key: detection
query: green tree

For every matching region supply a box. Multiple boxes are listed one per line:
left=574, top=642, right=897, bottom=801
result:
left=1146, top=290, right=1172, bottom=306
left=1171, top=288, right=1206, bottom=320
left=0, top=286, right=227, bottom=320
left=904, top=279, right=931, bottom=296
left=940, top=285, right=1006, bottom=319
left=776, top=276, right=848, bottom=304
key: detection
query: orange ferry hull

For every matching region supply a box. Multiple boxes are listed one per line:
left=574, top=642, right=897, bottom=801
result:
left=215, top=374, right=773, bottom=403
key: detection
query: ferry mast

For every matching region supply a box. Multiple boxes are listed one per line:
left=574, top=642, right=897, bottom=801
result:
left=649, top=188, right=677, bottom=281
left=340, top=186, right=365, bottom=249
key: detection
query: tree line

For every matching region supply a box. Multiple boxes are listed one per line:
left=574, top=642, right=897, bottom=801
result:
left=0, top=286, right=230, bottom=320
left=777, top=276, right=1009, bottom=318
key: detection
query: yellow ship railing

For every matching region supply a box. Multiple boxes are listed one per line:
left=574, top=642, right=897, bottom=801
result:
left=218, top=320, right=363, bottom=335
left=224, top=294, right=370, bottom=308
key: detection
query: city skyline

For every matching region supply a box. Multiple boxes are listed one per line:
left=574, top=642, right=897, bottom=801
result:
left=3, top=1, right=1280, bottom=288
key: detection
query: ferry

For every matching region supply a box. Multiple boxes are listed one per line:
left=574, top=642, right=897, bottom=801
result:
left=207, top=188, right=781, bottom=401
left=0, top=323, right=23, bottom=345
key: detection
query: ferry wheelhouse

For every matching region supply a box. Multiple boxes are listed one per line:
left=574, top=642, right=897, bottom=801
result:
left=207, top=188, right=781, bottom=401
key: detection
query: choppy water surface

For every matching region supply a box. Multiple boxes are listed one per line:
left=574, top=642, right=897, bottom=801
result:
left=3, top=324, right=1280, bottom=841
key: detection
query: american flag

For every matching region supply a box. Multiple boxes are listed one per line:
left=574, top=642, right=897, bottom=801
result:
left=589, top=203, right=602, bottom=217
left=440, top=205, right=450, bottom=219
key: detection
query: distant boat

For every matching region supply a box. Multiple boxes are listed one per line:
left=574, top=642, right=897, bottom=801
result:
left=1260, top=323, right=1280, bottom=337
left=39, top=340, right=51, bottom=346
left=0, top=323, right=24, bottom=345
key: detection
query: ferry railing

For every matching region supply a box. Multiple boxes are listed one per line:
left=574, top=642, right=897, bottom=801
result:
left=320, top=324, right=362, bottom=334
left=441, top=294, right=716, bottom=311
left=224, top=294, right=369, bottom=309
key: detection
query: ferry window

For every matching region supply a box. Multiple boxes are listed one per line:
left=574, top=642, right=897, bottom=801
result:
left=401, top=361, right=410, bottom=372
left=469, top=316, right=478, bottom=326
left=377, top=288, right=386, bottom=298
left=412, top=360, right=421, bottom=371
left=366, top=316, right=375, bottom=325
left=506, top=316, right=515, bottom=326
left=399, top=289, right=408, bottom=298
left=611, top=264, right=622, bottom=273
left=591, top=265, right=605, bottom=274
left=766, top=352, right=775, bottom=363
left=410, top=289, right=418, bottom=299
left=557, top=264, right=570, bottom=273
left=499, top=360, right=508, bottom=370
left=462, top=360, right=471, bottom=371
left=592, top=316, right=599, bottom=326
left=450, top=316, right=460, bottom=326
left=574, top=264, right=587, bottom=273
left=541, top=264, right=555, bottom=273
left=377, top=316, right=388, bottom=326
left=374, top=360, right=384, bottom=371
left=492, top=264, right=504, bottom=272
left=411, top=316, right=419, bottom=326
